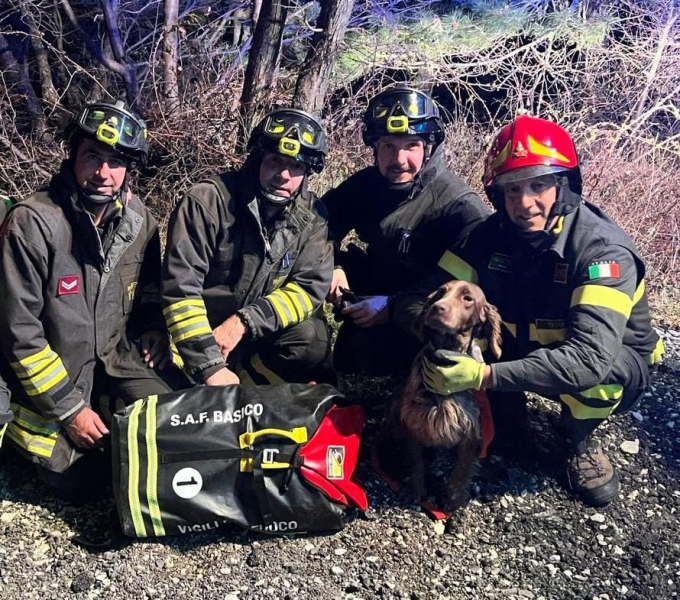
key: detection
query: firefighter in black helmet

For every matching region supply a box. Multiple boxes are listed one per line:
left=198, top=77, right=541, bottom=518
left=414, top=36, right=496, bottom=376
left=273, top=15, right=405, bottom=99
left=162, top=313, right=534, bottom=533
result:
left=322, top=84, right=489, bottom=376
left=162, top=108, right=334, bottom=386
left=0, top=99, right=182, bottom=498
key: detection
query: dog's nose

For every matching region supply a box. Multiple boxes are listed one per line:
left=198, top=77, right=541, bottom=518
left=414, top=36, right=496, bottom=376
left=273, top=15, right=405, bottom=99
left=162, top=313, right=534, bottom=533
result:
left=430, top=302, right=446, bottom=315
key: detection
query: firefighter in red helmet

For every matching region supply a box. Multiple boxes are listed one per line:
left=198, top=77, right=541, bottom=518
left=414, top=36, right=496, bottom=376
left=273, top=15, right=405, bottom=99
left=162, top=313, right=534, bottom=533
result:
left=394, top=115, right=662, bottom=507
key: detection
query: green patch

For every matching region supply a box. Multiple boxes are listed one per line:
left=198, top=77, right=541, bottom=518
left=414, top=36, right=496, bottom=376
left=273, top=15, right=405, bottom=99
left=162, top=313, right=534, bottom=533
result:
left=488, top=253, right=513, bottom=273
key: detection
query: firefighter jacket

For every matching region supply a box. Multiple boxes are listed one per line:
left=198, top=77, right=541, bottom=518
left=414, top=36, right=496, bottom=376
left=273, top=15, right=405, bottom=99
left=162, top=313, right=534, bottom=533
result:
left=0, top=167, right=165, bottom=464
left=0, top=195, right=14, bottom=441
left=321, top=146, right=490, bottom=296
left=161, top=160, right=333, bottom=383
left=394, top=198, right=662, bottom=396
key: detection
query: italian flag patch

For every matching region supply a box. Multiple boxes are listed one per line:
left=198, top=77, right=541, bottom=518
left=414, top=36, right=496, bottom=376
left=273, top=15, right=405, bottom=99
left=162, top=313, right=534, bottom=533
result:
left=588, top=262, right=620, bottom=279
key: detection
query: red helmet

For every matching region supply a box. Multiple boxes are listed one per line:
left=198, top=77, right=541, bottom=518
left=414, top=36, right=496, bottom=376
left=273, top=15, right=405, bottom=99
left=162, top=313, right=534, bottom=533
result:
left=483, top=115, right=580, bottom=189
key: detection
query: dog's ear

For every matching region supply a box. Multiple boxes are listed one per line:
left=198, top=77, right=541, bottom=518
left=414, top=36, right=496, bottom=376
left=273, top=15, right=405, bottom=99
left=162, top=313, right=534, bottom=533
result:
left=482, top=301, right=503, bottom=360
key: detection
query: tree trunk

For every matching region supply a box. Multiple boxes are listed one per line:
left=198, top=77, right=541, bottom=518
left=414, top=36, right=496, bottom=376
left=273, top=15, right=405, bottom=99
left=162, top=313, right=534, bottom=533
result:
left=20, top=1, right=61, bottom=110
left=0, top=33, right=44, bottom=130
left=163, top=0, right=180, bottom=116
left=293, top=0, right=354, bottom=115
left=59, top=0, right=138, bottom=106
left=237, top=0, right=290, bottom=152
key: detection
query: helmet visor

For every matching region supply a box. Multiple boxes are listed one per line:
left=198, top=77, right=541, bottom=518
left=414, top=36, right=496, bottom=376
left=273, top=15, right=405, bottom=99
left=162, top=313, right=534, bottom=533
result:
left=262, top=112, right=324, bottom=151
left=78, top=105, right=146, bottom=152
left=494, top=165, right=570, bottom=186
left=371, top=90, right=434, bottom=119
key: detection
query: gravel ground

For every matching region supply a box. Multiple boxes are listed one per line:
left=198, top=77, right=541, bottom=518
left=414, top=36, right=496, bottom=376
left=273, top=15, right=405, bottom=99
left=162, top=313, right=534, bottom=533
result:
left=0, top=329, right=678, bottom=600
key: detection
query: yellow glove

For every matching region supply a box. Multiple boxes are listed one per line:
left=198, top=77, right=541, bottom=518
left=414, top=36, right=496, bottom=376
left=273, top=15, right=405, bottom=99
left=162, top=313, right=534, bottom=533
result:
left=421, top=352, right=486, bottom=395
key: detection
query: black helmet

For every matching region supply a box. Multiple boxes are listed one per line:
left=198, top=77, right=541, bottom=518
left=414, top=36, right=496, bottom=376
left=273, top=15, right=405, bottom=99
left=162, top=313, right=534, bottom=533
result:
left=247, top=108, right=327, bottom=173
left=68, top=100, right=149, bottom=165
left=362, top=85, right=445, bottom=148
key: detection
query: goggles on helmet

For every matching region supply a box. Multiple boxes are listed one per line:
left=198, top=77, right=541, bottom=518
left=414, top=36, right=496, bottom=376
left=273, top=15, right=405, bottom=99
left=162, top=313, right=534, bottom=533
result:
left=74, top=101, right=148, bottom=159
left=363, top=86, right=444, bottom=147
left=370, top=89, right=436, bottom=121
left=261, top=110, right=326, bottom=154
left=249, top=109, right=327, bottom=173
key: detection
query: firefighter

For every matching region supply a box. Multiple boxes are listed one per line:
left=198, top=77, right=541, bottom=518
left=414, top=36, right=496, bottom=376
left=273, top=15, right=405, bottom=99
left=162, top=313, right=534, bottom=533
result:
left=0, top=100, right=181, bottom=496
left=394, top=115, right=662, bottom=506
left=162, top=108, right=333, bottom=386
left=0, top=195, right=14, bottom=447
left=322, top=84, right=489, bottom=376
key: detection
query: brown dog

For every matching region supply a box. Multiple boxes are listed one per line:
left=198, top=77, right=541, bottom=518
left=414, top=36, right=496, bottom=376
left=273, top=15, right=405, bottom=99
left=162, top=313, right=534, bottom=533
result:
left=391, top=280, right=502, bottom=512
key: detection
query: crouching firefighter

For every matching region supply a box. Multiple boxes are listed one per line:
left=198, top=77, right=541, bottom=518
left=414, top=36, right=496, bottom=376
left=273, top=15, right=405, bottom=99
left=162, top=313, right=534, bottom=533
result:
left=0, top=195, right=15, bottom=448
left=393, top=115, right=663, bottom=507
left=0, top=100, right=184, bottom=497
left=162, top=108, right=334, bottom=386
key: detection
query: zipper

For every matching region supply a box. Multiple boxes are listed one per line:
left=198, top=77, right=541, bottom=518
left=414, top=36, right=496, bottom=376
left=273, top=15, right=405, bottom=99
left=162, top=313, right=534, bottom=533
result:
left=397, top=228, right=413, bottom=255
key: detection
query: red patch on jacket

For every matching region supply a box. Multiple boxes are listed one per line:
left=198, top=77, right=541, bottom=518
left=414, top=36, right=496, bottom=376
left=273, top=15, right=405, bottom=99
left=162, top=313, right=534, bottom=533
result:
left=58, top=276, right=80, bottom=295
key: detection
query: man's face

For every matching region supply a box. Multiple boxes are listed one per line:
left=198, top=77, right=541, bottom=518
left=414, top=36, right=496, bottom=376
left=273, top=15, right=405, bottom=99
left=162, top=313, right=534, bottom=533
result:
left=259, top=152, right=307, bottom=198
left=503, top=174, right=558, bottom=232
left=375, top=135, right=426, bottom=184
left=73, top=138, right=128, bottom=197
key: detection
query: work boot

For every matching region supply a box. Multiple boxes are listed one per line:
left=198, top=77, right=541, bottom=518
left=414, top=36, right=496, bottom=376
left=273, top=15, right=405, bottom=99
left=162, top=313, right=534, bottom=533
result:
left=566, top=446, right=620, bottom=506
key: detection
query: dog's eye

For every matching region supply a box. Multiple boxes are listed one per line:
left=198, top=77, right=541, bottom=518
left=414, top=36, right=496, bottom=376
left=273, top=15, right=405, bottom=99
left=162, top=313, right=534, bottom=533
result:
left=463, top=294, right=474, bottom=303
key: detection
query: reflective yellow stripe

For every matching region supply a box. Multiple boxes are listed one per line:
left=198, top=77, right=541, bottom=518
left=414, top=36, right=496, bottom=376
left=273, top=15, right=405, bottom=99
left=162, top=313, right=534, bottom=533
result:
left=0, top=423, right=7, bottom=448
left=165, top=306, right=207, bottom=326
left=633, top=280, right=645, bottom=306
left=560, top=394, right=620, bottom=420
left=6, top=424, right=57, bottom=457
left=168, top=315, right=210, bottom=334
left=16, top=353, right=58, bottom=379
left=127, top=401, right=147, bottom=537
left=145, top=395, right=165, bottom=536
left=269, top=290, right=296, bottom=327
left=503, top=322, right=517, bottom=337
left=162, top=298, right=206, bottom=316
left=647, top=337, right=664, bottom=366
left=570, top=285, right=633, bottom=319
left=283, top=290, right=305, bottom=321
left=268, top=293, right=290, bottom=327
left=25, top=361, right=68, bottom=396
left=277, top=290, right=303, bottom=322
left=529, top=324, right=568, bottom=345
left=249, top=353, right=285, bottom=384
left=285, top=282, right=314, bottom=316
left=12, top=345, right=53, bottom=370
left=10, top=404, right=60, bottom=437
left=437, top=250, right=478, bottom=283
left=11, top=345, right=69, bottom=397
left=172, top=326, right=213, bottom=343
left=272, top=289, right=297, bottom=322
left=579, top=383, right=624, bottom=401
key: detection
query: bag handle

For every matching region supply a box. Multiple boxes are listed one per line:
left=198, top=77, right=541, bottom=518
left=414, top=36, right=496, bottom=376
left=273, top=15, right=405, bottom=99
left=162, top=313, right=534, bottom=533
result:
left=239, top=426, right=308, bottom=448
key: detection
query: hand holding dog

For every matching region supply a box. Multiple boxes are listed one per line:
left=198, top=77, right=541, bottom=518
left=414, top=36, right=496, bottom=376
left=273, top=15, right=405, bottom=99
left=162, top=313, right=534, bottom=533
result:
left=421, top=353, right=488, bottom=395
left=342, top=296, right=389, bottom=327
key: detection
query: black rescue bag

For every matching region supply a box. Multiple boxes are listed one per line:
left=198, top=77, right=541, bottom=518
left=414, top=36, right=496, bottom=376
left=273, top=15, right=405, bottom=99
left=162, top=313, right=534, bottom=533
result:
left=112, top=383, right=368, bottom=536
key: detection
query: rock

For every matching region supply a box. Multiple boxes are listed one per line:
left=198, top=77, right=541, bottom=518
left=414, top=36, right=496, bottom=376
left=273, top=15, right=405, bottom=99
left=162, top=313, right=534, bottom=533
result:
left=590, top=513, right=606, bottom=523
left=246, top=550, right=262, bottom=568
left=331, top=566, right=344, bottom=575
left=620, top=439, right=640, bottom=454
left=70, top=572, right=95, bottom=593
